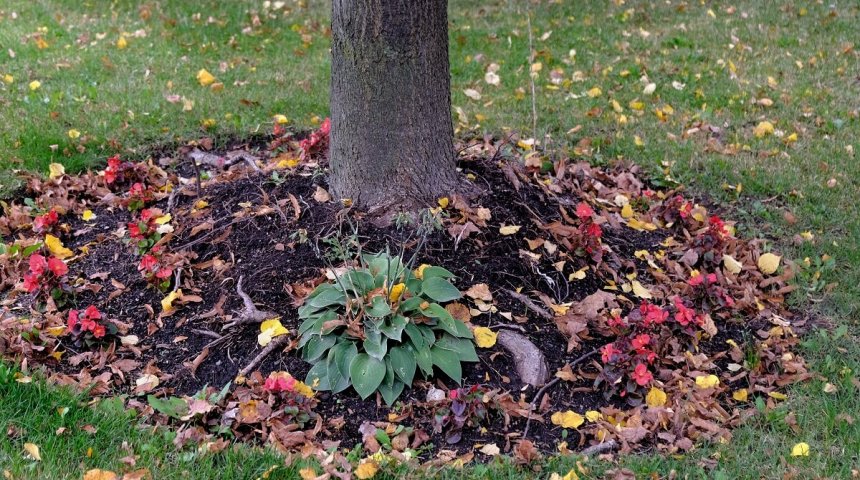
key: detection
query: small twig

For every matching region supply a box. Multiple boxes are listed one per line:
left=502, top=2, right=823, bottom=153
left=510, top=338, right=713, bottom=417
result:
left=192, top=158, right=202, bottom=198
left=523, top=348, right=599, bottom=439
left=237, top=335, right=290, bottom=378
left=221, top=276, right=277, bottom=330
left=581, top=440, right=618, bottom=456
left=190, top=328, right=223, bottom=340
left=487, top=322, right=527, bottom=333
left=505, top=288, right=553, bottom=320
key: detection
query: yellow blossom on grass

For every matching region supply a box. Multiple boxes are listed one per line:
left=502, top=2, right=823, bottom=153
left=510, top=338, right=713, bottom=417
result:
left=196, top=68, right=216, bottom=86
left=29, top=80, right=41, bottom=91
left=791, top=442, right=810, bottom=457
left=67, top=129, right=80, bottom=139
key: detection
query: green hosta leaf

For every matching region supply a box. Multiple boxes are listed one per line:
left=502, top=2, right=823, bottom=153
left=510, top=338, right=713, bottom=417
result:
left=404, top=323, right=425, bottom=350
left=435, top=334, right=479, bottom=362
left=431, top=346, right=463, bottom=383
left=416, top=345, right=434, bottom=377
left=389, top=345, right=417, bottom=386
left=326, top=341, right=357, bottom=394
left=378, top=379, right=405, bottom=406
left=349, top=354, right=386, bottom=399
left=307, top=284, right=347, bottom=309
left=306, top=362, right=330, bottom=391
left=363, top=327, right=387, bottom=360
left=342, top=270, right=375, bottom=295
left=302, top=334, right=337, bottom=363
left=367, top=295, right=391, bottom=317
left=422, top=303, right=472, bottom=338
left=421, top=277, right=462, bottom=302
left=379, top=315, right=408, bottom=341
left=420, top=266, right=455, bottom=280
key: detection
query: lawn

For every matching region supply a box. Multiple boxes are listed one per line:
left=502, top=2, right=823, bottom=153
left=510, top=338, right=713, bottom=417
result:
left=1, top=0, right=859, bottom=478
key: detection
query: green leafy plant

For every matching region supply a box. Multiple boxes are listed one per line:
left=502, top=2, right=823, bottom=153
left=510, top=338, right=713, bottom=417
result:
left=298, top=252, right=476, bottom=405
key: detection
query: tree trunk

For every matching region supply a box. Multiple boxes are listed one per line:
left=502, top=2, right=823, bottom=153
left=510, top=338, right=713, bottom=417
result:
left=329, top=0, right=460, bottom=211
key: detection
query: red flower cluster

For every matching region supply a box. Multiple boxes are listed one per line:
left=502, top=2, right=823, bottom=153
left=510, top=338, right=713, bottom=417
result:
left=574, top=201, right=603, bottom=258
left=67, top=305, right=107, bottom=339
left=127, top=209, right=162, bottom=254
left=33, top=209, right=59, bottom=234
left=299, top=117, right=330, bottom=160
left=264, top=374, right=297, bottom=393
left=138, top=247, right=174, bottom=289
left=22, top=254, right=68, bottom=294
left=126, top=182, right=152, bottom=212
left=687, top=270, right=736, bottom=310
left=103, top=155, right=144, bottom=188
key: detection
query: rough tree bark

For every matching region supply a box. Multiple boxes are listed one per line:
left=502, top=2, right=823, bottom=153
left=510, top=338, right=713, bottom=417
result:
left=329, top=0, right=461, bottom=211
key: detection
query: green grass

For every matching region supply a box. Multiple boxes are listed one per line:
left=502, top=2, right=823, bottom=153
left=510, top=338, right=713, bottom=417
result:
left=1, top=0, right=859, bottom=478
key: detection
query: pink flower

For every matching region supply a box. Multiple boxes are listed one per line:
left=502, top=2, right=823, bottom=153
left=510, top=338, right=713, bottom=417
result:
left=139, top=254, right=158, bottom=272
left=601, top=343, right=621, bottom=363
left=631, top=363, right=653, bottom=386
left=631, top=334, right=650, bottom=350
left=23, top=274, right=40, bottom=293
left=673, top=297, right=695, bottom=326
left=640, top=302, right=668, bottom=327
left=67, top=310, right=79, bottom=331
left=575, top=202, right=594, bottom=219
left=33, top=210, right=59, bottom=233
left=585, top=222, right=602, bottom=239
left=449, top=389, right=459, bottom=400
left=29, top=254, right=48, bottom=276
left=608, top=313, right=626, bottom=328
left=47, top=257, right=68, bottom=277
left=84, top=305, right=101, bottom=320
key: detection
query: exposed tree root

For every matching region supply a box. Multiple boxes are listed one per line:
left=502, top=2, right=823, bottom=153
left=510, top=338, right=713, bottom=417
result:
left=504, top=288, right=553, bottom=320
left=221, top=276, right=277, bottom=330
left=581, top=440, right=618, bottom=456
left=237, top=335, right=290, bottom=378
left=496, top=330, right=549, bottom=387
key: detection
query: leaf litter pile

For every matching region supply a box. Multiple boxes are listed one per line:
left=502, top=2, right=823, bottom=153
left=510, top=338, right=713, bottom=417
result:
left=0, top=123, right=811, bottom=473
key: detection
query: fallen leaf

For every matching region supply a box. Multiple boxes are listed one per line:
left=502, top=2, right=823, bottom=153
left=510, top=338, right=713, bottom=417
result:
left=753, top=121, right=775, bottom=138
left=465, top=283, right=492, bottom=301
left=757, top=253, right=781, bottom=275
left=645, top=387, right=667, bottom=407
left=723, top=255, right=743, bottom=274
left=473, top=327, right=497, bottom=348
left=733, top=389, right=748, bottom=402
left=258, top=318, right=288, bottom=347
left=551, top=410, right=584, bottom=429
left=23, top=443, right=41, bottom=461
left=48, top=163, right=65, bottom=179
left=196, top=69, right=216, bottom=87
left=790, top=442, right=810, bottom=457
left=355, top=460, right=379, bottom=479
left=499, top=225, right=521, bottom=235
left=84, top=469, right=118, bottom=480
left=695, top=374, right=719, bottom=389
left=480, top=443, right=500, bottom=456
left=45, top=234, right=73, bottom=259
left=82, top=210, right=97, bottom=221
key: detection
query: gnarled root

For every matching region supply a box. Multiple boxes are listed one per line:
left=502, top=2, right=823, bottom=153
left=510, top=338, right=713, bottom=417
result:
left=222, top=276, right=277, bottom=330
left=496, top=330, right=549, bottom=387
left=237, top=335, right=291, bottom=378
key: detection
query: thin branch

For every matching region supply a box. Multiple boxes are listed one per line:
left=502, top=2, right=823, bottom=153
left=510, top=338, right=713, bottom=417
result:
left=505, top=288, right=553, bottom=320
left=237, top=335, right=290, bottom=378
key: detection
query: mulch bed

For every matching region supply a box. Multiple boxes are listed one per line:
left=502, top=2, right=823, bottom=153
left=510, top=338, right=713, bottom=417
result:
left=0, top=127, right=810, bottom=469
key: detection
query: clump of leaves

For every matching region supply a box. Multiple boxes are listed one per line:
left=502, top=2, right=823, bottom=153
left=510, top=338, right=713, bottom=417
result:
left=138, top=246, right=174, bottom=290
left=32, top=208, right=59, bottom=234
left=299, top=117, right=330, bottom=160
left=67, top=305, right=116, bottom=347
left=262, top=371, right=317, bottom=428
left=125, top=182, right=153, bottom=212
left=127, top=208, right=169, bottom=254
left=102, top=154, right=146, bottom=189
left=298, top=252, right=476, bottom=405
left=429, top=385, right=496, bottom=444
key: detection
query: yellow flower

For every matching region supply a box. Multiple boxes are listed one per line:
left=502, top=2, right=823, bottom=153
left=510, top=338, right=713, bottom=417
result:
left=2, top=74, right=12, bottom=84
left=273, top=114, right=289, bottom=124
left=82, top=210, right=96, bottom=221
left=67, top=129, right=81, bottom=139
left=45, top=234, right=73, bottom=259
left=354, top=460, right=379, bottom=479
left=551, top=410, right=585, bottom=429
left=29, top=80, right=41, bottom=91
left=388, top=283, right=406, bottom=303
left=473, top=327, right=497, bottom=348
left=196, top=68, right=216, bottom=87
left=116, top=36, right=128, bottom=49
left=753, top=121, right=775, bottom=138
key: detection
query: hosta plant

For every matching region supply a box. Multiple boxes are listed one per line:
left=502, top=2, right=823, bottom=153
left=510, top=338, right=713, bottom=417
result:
left=298, top=252, right=476, bottom=405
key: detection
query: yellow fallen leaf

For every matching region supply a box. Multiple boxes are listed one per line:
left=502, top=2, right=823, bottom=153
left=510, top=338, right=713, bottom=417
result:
left=258, top=318, right=288, bottom=347
left=732, top=388, right=748, bottom=402
left=473, top=327, right=497, bottom=348
left=790, top=442, right=810, bottom=457
left=758, top=253, right=781, bottom=275
left=273, top=114, right=289, bottom=124
left=154, top=214, right=172, bottom=225
left=382, top=281, right=406, bottom=304
left=355, top=460, right=379, bottom=479
left=723, top=255, right=743, bottom=274
left=196, top=68, right=216, bottom=87
left=23, top=443, right=41, bottom=461
left=67, top=129, right=81, bottom=139
left=437, top=197, right=449, bottom=208
left=161, top=289, right=182, bottom=313
left=768, top=391, right=787, bottom=400
left=753, top=121, right=775, bottom=138
left=631, top=280, right=652, bottom=299
left=116, top=36, right=128, bottom=49
left=584, top=410, right=602, bottom=422
left=695, top=374, right=720, bottom=389
left=626, top=217, right=658, bottom=231
left=784, top=132, right=798, bottom=144
left=45, top=234, right=73, bottom=259
left=2, top=74, right=12, bottom=84
left=645, top=387, right=667, bottom=407
left=586, top=86, right=602, bottom=98
left=568, top=267, right=587, bottom=281
left=634, top=135, right=644, bottom=147
left=620, top=203, right=634, bottom=219
left=551, top=410, right=585, bottom=429
left=48, top=162, right=65, bottom=179
left=549, top=469, right=580, bottom=480
left=414, top=264, right=431, bottom=279
left=82, top=209, right=96, bottom=221
left=83, top=469, right=118, bottom=480
left=194, top=200, right=209, bottom=209
left=499, top=225, right=521, bottom=235
left=29, top=80, right=41, bottom=91
left=299, top=467, right=318, bottom=480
